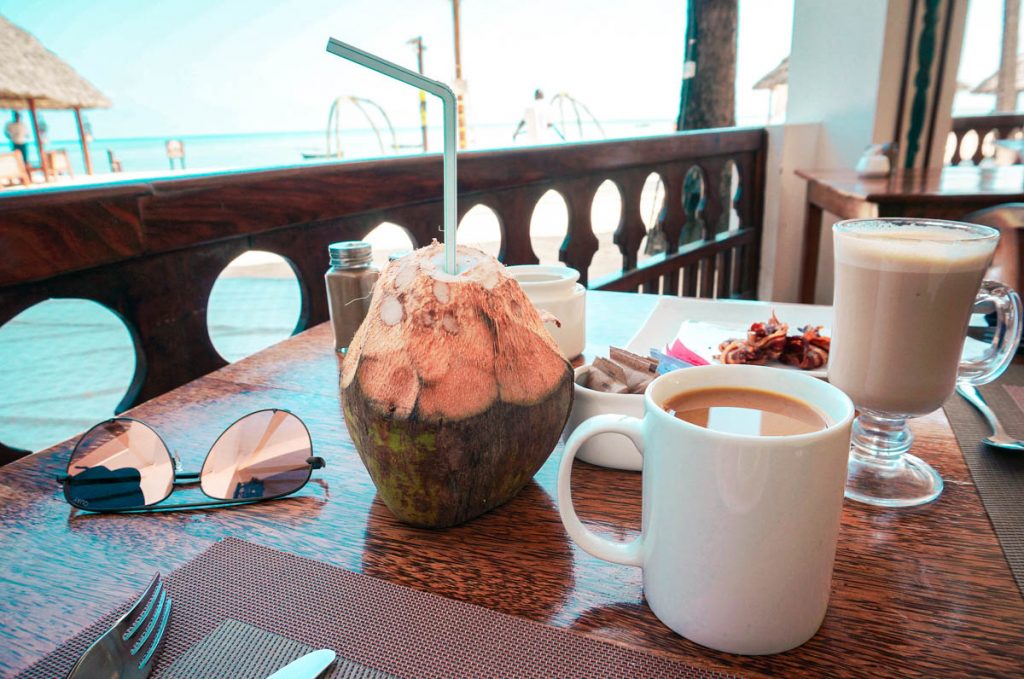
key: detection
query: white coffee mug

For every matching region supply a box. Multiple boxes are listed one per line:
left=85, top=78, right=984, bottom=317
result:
left=558, top=365, right=854, bottom=655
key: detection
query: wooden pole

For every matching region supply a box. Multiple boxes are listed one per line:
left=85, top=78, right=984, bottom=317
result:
left=408, top=36, right=429, bottom=151
left=452, top=0, right=467, bottom=149
left=27, top=98, right=48, bottom=179
left=998, top=0, right=1020, bottom=112
left=74, top=107, right=93, bottom=175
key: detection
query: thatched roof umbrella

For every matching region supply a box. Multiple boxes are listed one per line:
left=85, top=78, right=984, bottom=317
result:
left=973, top=54, right=1024, bottom=96
left=753, top=57, right=789, bottom=91
left=0, top=14, right=111, bottom=175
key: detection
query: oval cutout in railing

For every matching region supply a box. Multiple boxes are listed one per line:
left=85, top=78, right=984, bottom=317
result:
left=958, top=129, right=980, bottom=166
left=458, top=204, right=502, bottom=259
left=0, top=299, right=136, bottom=452
left=681, top=165, right=707, bottom=244
left=530, top=189, right=569, bottom=265
left=590, top=179, right=623, bottom=281
left=981, top=129, right=998, bottom=162
left=638, top=172, right=666, bottom=267
left=206, top=251, right=302, bottom=363
left=363, top=221, right=417, bottom=269
left=720, top=159, right=741, bottom=233
left=944, top=131, right=958, bottom=165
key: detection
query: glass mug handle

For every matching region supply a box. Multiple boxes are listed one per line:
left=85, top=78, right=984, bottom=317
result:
left=557, top=414, right=645, bottom=567
left=958, top=280, right=1023, bottom=386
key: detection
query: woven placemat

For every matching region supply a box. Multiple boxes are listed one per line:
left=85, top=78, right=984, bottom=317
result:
left=942, top=364, right=1024, bottom=596
left=21, top=537, right=730, bottom=679
left=162, top=619, right=393, bottom=679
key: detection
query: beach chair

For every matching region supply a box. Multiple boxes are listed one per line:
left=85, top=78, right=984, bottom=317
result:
left=166, top=139, right=185, bottom=169
left=108, top=149, right=123, bottom=172
left=44, top=149, right=74, bottom=181
left=0, top=150, right=31, bottom=187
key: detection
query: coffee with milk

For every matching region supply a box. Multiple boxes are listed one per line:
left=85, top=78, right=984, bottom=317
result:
left=829, top=224, right=992, bottom=416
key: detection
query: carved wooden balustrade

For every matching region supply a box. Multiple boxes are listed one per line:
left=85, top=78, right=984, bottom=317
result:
left=949, top=113, right=1024, bottom=165
left=0, top=129, right=766, bottom=454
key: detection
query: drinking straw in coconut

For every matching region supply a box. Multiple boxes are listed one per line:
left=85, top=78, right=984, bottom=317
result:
left=326, top=38, right=458, bottom=275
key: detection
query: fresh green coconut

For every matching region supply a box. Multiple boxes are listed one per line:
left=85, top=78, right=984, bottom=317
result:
left=341, top=242, right=574, bottom=527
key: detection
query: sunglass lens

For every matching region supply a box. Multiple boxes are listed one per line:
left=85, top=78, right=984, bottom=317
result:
left=200, top=410, right=313, bottom=501
left=65, top=419, right=174, bottom=510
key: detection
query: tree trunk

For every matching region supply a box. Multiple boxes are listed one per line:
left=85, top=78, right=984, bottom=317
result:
left=676, top=0, right=738, bottom=130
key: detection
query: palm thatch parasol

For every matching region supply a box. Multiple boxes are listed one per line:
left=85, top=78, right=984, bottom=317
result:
left=972, top=54, right=1024, bottom=94
left=0, top=14, right=111, bottom=175
left=753, top=57, right=788, bottom=91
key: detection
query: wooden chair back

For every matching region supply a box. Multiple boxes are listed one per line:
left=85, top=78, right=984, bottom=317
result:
left=108, top=149, right=123, bottom=173
left=44, top=149, right=73, bottom=180
left=963, top=203, right=1024, bottom=292
left=0, top=151, right=31, bottom=187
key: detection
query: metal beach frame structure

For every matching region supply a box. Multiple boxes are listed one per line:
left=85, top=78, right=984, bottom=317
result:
left=0, top=14, right=111, bottom=176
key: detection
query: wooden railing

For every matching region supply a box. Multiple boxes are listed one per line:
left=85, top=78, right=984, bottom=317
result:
left=949, top=113, right=1024, bottom=165
left=0, top=129, right=766, bottom=453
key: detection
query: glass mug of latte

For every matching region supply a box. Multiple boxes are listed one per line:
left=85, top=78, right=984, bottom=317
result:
left=830, top=218, right=1023, bottom=508
left=558, top=365, right=855, bottom=655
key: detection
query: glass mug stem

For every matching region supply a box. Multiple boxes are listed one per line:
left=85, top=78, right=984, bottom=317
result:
left=846, top=410, right=943, bottom=508
left=851, top=410, right=913, bottom=461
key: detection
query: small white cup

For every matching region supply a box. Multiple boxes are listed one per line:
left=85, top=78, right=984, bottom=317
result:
left=507, top=265, right=586, bottom=360
left=558, top=364, right=854, bottom=655
left=567, top=366, right=644, bottom=471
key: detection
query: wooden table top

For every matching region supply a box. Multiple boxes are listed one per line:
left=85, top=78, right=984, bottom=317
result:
left=796, top=166, right=1024, bottom=204
left=2, top=291, right=1022, bottom=678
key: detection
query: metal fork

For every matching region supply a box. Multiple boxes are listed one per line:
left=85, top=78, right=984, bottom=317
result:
left=66, top=573, right=172, bottom=679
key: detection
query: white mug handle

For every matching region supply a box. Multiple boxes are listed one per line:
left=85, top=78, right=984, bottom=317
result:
left=557, top=414, right=645, bottom=567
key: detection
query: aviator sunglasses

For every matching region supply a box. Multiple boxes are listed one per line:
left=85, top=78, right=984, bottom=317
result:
left=57, top=409, right=325, bottom=513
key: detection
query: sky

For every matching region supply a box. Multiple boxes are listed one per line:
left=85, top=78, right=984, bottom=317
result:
left=0, top=0, right=794, bottom=142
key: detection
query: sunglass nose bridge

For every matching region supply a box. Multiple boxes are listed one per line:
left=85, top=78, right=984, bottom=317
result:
left=308, top=456, right=326, bottom=469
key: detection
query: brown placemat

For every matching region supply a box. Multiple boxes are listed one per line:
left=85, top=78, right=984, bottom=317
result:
left=942, top=364, right=1024, bottom=596
left=20, top=537, right=730, bottom=679
left=162, top=619, right=393, bottom=679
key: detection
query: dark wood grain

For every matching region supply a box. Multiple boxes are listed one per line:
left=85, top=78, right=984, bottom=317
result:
left=0, top=130, right=766, bottom=442
left=1, top=291, right=1022, bottom=678
left=795, top=166, right=1024, bottom=303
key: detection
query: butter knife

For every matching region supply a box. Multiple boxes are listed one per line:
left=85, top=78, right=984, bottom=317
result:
left=265, top=649, right=336, bottom=679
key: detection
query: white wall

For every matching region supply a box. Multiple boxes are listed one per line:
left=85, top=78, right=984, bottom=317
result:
left=787, top=0, right=894, bottom=169
left=760, top=0, right=909, bottom=303
left=758, top=122, right=819, bottom=301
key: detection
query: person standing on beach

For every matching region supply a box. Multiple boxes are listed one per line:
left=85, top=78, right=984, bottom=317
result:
left=513, top=89, right=552, bottom=144
left=5, top=112, right=30, bottom=163
left=37, top=115, right=48, bottom=145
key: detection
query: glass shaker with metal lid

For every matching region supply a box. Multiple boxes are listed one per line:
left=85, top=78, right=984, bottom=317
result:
left=325, top=241, right=379, bottom=353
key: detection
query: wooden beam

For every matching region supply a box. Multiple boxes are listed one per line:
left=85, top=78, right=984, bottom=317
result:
left=27, top=98, right=48, bottom=179
left=74, top=107, right=93, bottom=175
left=998, top=0, right=1020, bottom=112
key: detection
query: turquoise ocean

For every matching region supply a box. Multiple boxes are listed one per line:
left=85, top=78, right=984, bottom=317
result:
left=33, top=119, right=672, bottom=177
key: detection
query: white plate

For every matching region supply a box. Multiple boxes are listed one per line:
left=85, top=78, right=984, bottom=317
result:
left=625, top=297, right=834, bottom=379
